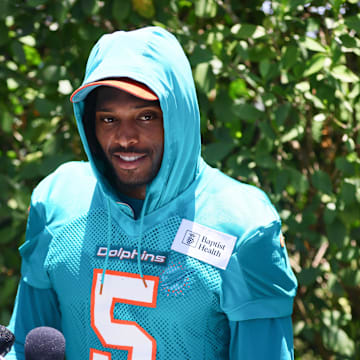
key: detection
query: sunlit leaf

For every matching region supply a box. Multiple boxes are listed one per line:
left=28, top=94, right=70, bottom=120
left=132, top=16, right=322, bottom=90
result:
left=302, top=37, right=327, bottom=52
left=331, top=65, right=359, bottom=82
left=303, top=54, right=327, bottom=77
left=194, top=0, right=217, bottom=18
left=231, top=24, right=265, bottom=39
left=194, top=62, right=215, bottom=94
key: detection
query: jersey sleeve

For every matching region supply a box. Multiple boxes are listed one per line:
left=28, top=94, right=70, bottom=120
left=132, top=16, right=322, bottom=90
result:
left=228, top=316, right=294, bottom=359
left=18, top=186, right=53, bottom=289
left=220, top=220, right=297, bottom=321
left=6, top=280, right=62, bottom=360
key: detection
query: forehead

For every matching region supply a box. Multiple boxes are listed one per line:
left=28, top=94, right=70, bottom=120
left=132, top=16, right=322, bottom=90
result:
left=95, top=86, right=160, bottom=110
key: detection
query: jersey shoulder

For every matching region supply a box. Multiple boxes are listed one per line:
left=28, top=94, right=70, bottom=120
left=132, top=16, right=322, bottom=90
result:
left=198, top=166, right=280, bottom=234
left=32, top=161, right=96, bottom=202
left=30, top=161, right=100, bottom=229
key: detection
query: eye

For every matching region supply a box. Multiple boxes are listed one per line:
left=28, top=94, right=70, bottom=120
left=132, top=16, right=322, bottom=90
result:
left=102, top=117, right=114, bottom=123
left=139, top=113, right=154, bottom=121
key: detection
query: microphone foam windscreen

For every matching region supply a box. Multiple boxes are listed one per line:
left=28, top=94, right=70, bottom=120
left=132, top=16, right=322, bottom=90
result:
left=25, top=326, right=65, bottom=360
left=0, top=325, right=15, bottom=356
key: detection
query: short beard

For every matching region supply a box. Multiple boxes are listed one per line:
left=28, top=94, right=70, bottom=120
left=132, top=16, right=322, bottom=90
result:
left=110, top=156, right=160, bottom=194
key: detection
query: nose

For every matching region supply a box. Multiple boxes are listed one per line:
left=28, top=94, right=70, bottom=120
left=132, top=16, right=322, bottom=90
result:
left=114, top=119, right=139, bottom=148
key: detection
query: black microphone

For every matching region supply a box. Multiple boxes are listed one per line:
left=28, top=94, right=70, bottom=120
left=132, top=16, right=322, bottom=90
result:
left=25, top=327, right=65, bottom=360
left=0, top=325, right=15, bottom=358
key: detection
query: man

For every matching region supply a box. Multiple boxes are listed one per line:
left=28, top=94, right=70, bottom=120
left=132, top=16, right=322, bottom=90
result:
left=7, top=26, right=297, bottom=359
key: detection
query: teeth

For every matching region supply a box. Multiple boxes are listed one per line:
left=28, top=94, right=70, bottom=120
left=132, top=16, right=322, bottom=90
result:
left=118, top=154, right=143, bottom=161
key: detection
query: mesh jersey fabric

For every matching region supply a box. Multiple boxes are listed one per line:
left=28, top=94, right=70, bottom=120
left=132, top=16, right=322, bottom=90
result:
left=40, top=212, right=228, bottom=359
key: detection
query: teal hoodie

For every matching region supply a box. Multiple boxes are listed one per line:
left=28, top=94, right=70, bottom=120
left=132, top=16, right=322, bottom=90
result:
left=8, top=27, right=297, bottom=360
left=72, top=26, right=202, bottom=214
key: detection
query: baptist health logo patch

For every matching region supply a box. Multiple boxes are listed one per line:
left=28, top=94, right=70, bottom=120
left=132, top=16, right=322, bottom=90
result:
left=171, top=219, right=237, bottom=270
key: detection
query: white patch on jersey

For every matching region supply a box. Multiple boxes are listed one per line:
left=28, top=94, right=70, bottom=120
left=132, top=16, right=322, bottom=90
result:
left=171, top=219, right=237, bottom=270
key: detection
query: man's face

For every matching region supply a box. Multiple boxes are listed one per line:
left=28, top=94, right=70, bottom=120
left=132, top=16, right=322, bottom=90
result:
left=95, top=86, right=164, bottom=199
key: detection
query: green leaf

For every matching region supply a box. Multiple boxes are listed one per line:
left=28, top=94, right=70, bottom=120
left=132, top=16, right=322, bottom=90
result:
left=289, top=168, right=309, bottom=194
left=213, top=90, right=236, bottom=123
left=231, top=24, right=265, bottom=39
left=10, top=41, right=26, bottom=64
left=280, top=125, right=304, bottom=143
left=321, top=324, right=355, bottom=355
left=23, top=45, right=41, bottom=66
left=281, top=45, right=298, bottom=70
left=338, top=268, right=360, bottom=287
left=331, top=65, right=359, bottom=83
left=311, top=170, right=333, bottom=194
left=194, top=0, right=217, bottom=18
left=34, top=99, right=55, bottom=116
left=0, top=107, right=12, bottom=133
left=339, top=34, right=357, bottom=49
left=345, top=14, right=360, bottom=33
left=194, top=62, right=215, bottom=94
left=232, top=103, right=263, bottom=122
left=336, top=247, right=360, bottom=263
left=335, top=157, right=355, bottom=176
left=42, top=65, right=61, bottom=82
left=255, top=154, right=277, bottom=169
left=274, top=103, right=291, bottom=127
left=81, top=0, right=99, bottom=15
left=202, top=142, right=234, bottom=166
left=302, top=37, right=327, bottom=52
left=272, top=169, right=289, bottom=194
left=259, top=60, right=270, bottom=79
left=303, top=54, right=327, bottom=77
left=0, top=21, right=8, bottom=45
left=113, top=0, right=131, bottom=22
left=339, top=182, right=356, bottom=205
left=326, top=219, right=347, bottom=248
left=27, top=0, right=46, bottom=6
left=324, top=203, right=336, bottom=225
left=0, top=0, right=10, bottom=19
left=327, top=273, right=345, bottom=297
left=297, top=267, right=322, bottom=286
left=190, top=46, right=213, bottom=67
left=311, top=114, right=325, bottom=142
left=229, top=79, right=249, bottom=99
left=0, top=276, right=17, bottom=307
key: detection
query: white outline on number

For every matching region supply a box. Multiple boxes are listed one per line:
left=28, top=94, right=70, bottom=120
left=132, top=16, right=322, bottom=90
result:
left=90, top=269, right=158, bottom=359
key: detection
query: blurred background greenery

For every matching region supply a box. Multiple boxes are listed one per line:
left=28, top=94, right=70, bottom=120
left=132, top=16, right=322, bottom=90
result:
left=0, top=0, right=359, bottom=358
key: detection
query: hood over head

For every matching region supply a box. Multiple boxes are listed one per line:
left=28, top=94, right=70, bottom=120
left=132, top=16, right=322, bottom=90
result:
left=71, top=27, right=202, bottom=215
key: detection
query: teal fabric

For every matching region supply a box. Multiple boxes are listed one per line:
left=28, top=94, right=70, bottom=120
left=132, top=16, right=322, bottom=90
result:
left=72, top=27, right=202, bottom=214
left=7, top=27, right=297, bottom=360
left=117, top=193, right=144, bottom=219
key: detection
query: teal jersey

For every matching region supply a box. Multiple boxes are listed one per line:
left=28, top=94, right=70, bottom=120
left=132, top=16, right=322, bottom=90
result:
left=7, top=27, right=297, bottom=360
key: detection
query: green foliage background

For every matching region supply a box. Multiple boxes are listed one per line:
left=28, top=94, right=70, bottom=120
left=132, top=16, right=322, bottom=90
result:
left=1, top=0, right=360, bottom=358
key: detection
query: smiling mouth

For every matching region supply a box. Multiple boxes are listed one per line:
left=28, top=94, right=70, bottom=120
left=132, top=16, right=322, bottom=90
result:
left=112, top=152, right=147, bottom=169
left=118, top=154, right=145, bottom=162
